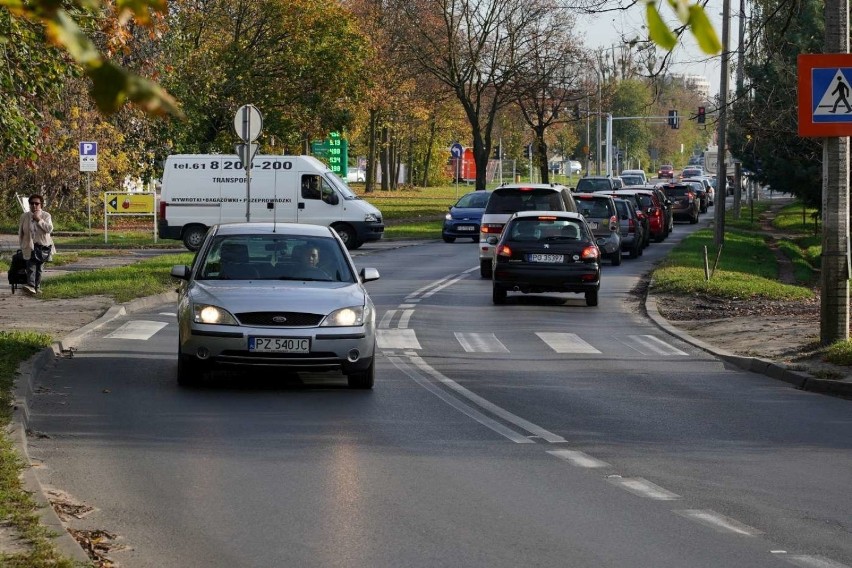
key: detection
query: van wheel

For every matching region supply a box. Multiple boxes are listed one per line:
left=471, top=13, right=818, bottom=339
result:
left=182, top=226, right=207, bottom=251
left=611, top=251, right=622, bottom=266
left=333, top=224, right=359, bottom=250
left=480, top=259, right=492, bottom=278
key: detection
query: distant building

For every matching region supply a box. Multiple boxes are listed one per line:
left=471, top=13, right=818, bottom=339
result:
left=674, top=74, right=712, bottom=102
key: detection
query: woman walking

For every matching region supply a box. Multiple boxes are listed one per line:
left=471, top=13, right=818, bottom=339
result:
left=18, top=193, right=55, bottom=295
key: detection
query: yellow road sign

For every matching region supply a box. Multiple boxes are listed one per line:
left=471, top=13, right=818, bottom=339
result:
left=104, top=192, right=155, bottom=214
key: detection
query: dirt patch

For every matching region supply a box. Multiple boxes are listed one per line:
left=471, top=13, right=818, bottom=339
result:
left=0, top=292, right=113, bottom=339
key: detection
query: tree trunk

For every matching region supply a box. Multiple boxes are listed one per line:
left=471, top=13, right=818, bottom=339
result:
left=380, top=126, right=389, bottom=191
left=423, top=117, right=436, bottom=187
left=366, top=110, right=377, bottom=193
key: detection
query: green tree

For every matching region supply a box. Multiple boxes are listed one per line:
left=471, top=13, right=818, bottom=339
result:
left=728, top=0, right=823, bottom=205
left=159, top=0, right=367, bottom=155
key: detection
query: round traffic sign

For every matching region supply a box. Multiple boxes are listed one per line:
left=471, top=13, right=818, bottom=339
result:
left=234, top=104, right=263, bottom=142
left=450, top=143, right=464, bottom=158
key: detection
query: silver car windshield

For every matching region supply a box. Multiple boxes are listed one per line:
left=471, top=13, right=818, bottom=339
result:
left=198, top=235, right=356, bottom=283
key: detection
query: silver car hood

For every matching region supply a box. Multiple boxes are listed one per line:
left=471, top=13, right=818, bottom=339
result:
left=189, top=280, right=368, bottom=315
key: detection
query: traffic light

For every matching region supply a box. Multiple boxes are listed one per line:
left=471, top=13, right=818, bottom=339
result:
left=493, top=143, right=502, bottom=159
left=525, top=144, right=533, bottom=158
left=668, top=110, right=679, bottom=129
left=572, top=104, right=580, bottom=119
left=697, top=106, right=706, bottom=124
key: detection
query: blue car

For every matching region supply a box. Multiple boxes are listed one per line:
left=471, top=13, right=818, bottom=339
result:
left=442, top=190, right=490, bottom=242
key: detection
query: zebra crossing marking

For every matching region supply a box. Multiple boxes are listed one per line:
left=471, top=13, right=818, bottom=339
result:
left=454, top=332, right=509, bottom=353
left=535, top=332, right=601, bottom=354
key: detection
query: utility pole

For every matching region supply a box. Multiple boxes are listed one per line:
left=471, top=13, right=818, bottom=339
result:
left=821, top=0, right=850, bottom=344
left=714, top=0, right=732, bottom=247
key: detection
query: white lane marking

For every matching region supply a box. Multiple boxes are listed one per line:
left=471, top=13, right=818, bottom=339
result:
left=674, top=509, right=762, bottom=536
left=407, top=353, right=567, bottom=443
left=547, top=450, right=610, bottom=468
left=454, top=332, right=509, bottom=353
left=104, top=320, right=168, bottom=340
left=422, top=274, right=467, bottom=298
left=398, top=309, right=415, bottom=329
left=623, top=335, right=689, bottom=356
left=386, top=356, right=534, bottom=444
left=403, top=297, right=421, bottom=303
left=779, top=554, right=851, bottom=568
left=378, top=309, right=397, bottom=329
left=158, top=312, right=176, bottom=317
left=398, top=304, right=417, bottom=309
left=377, top=329, right=421, bottom=350
left=463, top=266, right=479, bottom=273
left=409, top=274, right=454, bottom=299
left=608, top=477, right=681, bottom=500
left=536, top=332, right=601, bottom=354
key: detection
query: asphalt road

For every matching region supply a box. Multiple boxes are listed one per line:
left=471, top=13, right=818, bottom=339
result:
left=26, top=210, right=852, bottom=567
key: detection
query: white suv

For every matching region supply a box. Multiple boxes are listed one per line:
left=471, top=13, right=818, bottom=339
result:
left=478, top=184, right=577, bottom=277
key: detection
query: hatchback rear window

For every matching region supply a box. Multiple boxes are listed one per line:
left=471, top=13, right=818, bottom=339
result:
left=575, top=197, right=615, bottom=218
left=664, top=186, right=692, bottom=197
left=575, top=178, right=613, bottom=192
left=485, top=188, right=565, bottom=214
left=506, top=218, right=587, bottom=242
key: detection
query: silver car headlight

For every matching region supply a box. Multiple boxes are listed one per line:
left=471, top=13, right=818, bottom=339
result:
left=193, top=304, right=238, bottom=325
left=445, top=213, right=453, bottom=220
left=364, top=213, right=378, bottom=223
left=321, top=305, right=365, bottom=327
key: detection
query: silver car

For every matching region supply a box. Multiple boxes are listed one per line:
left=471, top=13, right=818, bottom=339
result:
left=170, top=223, right=380, bottom=388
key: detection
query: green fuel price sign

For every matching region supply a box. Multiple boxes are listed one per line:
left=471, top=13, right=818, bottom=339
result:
left=311, top=132, right=348, bottom=177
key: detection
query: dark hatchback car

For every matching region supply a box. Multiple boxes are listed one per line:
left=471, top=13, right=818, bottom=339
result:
left=442, top=190, right=490, bottom=242
left=661, top=183, right=700, bottom=223
left=615, top=188, right=671, bottom=243
left=489, top=211, right=602, bottom=306
left=658, top=164, right=675, bottom=179
left=613, top=198, right=645, bottom=258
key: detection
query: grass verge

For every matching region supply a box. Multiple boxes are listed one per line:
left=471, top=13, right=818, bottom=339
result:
left=651, top=228, right=814, bottom=300
left=0, top=331, right=78, bottom=568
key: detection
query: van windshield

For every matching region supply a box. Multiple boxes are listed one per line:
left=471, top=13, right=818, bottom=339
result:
left=327, top=174, right=359, bottom=200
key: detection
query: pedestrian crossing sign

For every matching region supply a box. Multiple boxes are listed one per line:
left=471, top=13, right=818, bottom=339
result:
left=798, top=54, right=852, bottom=136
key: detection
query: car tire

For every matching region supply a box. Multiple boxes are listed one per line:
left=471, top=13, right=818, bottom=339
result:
left=630, top=240, right=641, bottom=259
left=182, top=225, right=207, bottom=252
left=611, top=250, right=622, bottom=266
left=585, top=290, right=599, bottom=307
left=480, top=259, right=492, bottom=278
left=471, top=237, right=478, bottom=243
left=690, top=214, right=699, bottom=224
left=442, top=235, right=456, bottom=243
left=654, top=232, right=665, bottom=243
left=332, top=223, right=361, bottom=250
left=347, top=357, right=375, bottom=389
left=177, top=354, right=204, bottom=387
left=492, top=284, right=507, bottom=304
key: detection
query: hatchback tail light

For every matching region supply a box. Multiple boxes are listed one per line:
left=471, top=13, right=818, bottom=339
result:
left=481, top=223, right=504, bottom=235
left=581, top=245, right=599, bottom=260
left=497, top=244, right=512, bottom=257
left=628, top=218, right=636, bottom=233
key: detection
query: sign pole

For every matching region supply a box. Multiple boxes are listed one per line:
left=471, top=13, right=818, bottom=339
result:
left=244, top=108, right=252, bottom=222
left=87, top=173, right=92, bottom=232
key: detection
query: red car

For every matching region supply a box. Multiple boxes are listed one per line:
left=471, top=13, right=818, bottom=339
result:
left=658, top=164, right=674, bottom=179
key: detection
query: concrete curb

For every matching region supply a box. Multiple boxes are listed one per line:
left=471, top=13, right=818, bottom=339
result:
left=644, top=293, right=852, bottom=398
left=11, top=290, right=178, bottom=563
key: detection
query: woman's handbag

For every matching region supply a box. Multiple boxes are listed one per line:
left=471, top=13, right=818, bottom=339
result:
left=32, top=244, right=53, bottom=263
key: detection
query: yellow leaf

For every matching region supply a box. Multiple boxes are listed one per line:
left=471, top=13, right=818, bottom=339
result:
left=647, top=2, right=678, bottom=51
left=666, top=0, right=691, bottom=23
left=688, top=5, right=722, bottom=54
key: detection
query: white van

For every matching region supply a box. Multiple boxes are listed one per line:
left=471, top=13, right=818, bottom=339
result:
left=158, top=154, right=384, bottom=250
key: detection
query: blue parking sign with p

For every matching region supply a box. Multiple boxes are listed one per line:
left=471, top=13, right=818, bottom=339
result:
left=79, top=141, right=98, bottom=171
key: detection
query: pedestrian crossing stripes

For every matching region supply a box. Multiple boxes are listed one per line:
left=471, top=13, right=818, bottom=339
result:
left=104, top=320, right=168, bottom=340
left=374, top=330, right=691, bottom=356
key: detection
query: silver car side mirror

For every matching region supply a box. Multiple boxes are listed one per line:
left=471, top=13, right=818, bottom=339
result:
left=170, top=265, right=190, bottom=280
left=360, top=267, right=380, bottom=282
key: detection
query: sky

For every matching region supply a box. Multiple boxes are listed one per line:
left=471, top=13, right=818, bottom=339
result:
left=577, top=0, right=740, bottom=98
